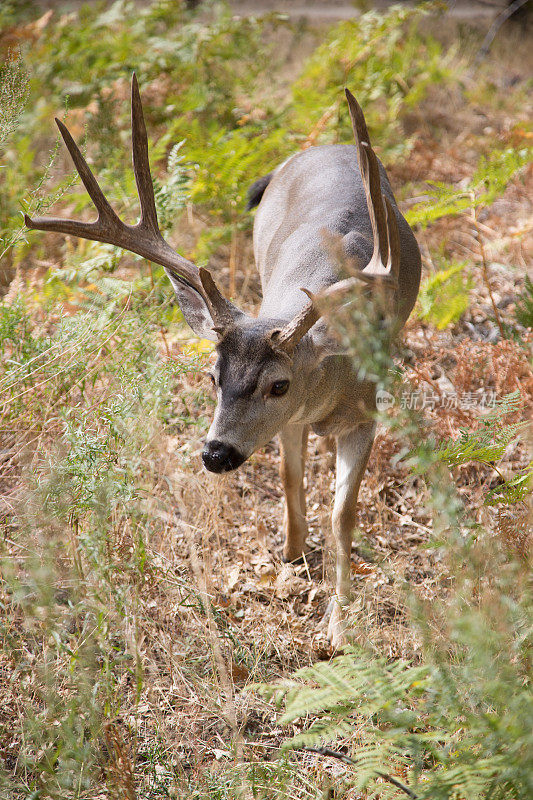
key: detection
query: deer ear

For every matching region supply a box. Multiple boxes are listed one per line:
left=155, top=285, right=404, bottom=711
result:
left=165, top=269, right=218, bottom=342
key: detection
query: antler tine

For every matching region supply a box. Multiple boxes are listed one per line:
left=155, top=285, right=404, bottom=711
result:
left=57, top=119, right=119, bottom=223
left=361, top=142, right=389, bottom=269
left=199, top=266, right=242, bottom=330
left=131, top=73, right=159, bottom=237
left=344, top=88, right=388, bottom=269
left=317, top=199, right=400, bottom=308
left=25, top=74, right=205, bottom=296
left=271, top=288, right=321, bottom=354
left=384, top=197, right=400, bottom=282
left=24, top=117, right=119, bottom=240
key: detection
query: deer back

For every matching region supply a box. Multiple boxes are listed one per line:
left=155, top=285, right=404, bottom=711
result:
left=254, top=144, right=421, bottom=329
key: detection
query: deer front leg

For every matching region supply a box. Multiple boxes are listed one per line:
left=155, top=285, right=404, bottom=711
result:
left=328, top=422, right=376, bottom=648
left=279, top=424, right=309, bottom=562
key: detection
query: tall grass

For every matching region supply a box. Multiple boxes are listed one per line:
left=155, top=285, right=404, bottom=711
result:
left=0, top=1, right=531, bottom=798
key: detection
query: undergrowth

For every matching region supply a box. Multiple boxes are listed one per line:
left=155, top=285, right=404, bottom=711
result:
left=0, top=1, right=531, bottom=799
left=261, top=386, right=532, bottom=799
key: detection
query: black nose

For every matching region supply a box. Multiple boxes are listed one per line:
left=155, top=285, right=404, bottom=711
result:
left=202, top=440, right=246, bottom=473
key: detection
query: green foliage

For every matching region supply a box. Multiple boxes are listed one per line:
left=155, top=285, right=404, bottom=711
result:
left=0, top=53, right=28, bottom=149
left=472, top=146, right=532, bottom=206
left=436, top=391, right=523, bottom=469
left=168, top=757, right=320, bottom=800
left=29, top=1, right=245, bottom=112
left=1, top=297, right=166, bottom=421
left=188, top=124, right=288, bottom=215
left=0, top=293, right=202, bottom=796
left=22, top=0, right=281, bottom=161
left=0, top=51, right=74, bottom=272
left=259, top=314, right=530, bottom=800
left=291, top=3, right=452, bottom=158
left=0, top=53, right=31, bottom=270
left=485, top=462, right=533, bottom=506
left=406, top=392, right=528, bottom=509
left=1, top=2, right=530, bottom=798
left=261, top=649, right=429, bottom=757
left=0, top=0, right=458, bottom=275
left=515, top=275, right=533, bottom=329
left=188, top=124, right=289, bottom=260
left=154, top=140, right=190, bottom=234
left=406, top=145, right=532, bottom=228
left=0, top=0, right=292, bottom=272
left=0, top=295, right=185, bottom=555
left=418, top=261, right=471, bottom=329
left=262, top=543, right=533, bottom=800
left=0, top=0, right=35, bottom=28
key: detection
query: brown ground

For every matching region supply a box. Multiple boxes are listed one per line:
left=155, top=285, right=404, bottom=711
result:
left=1, top=4, right=532, bottom=796
left=128, top=8, right=533, bottom=773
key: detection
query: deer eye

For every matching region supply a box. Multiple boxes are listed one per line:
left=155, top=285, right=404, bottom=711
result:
left=270, top=379, right=290, bottom=397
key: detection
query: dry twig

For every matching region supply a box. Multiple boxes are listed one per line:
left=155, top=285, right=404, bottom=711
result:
left=303, top=746, right=418, bottom=798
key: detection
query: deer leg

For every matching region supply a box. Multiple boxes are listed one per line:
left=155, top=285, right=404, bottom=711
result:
left=327, top=421, right=376, bottom=648
left=279, top=424, right=309, bottom=562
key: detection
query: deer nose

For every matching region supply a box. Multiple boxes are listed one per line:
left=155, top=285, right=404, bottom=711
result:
left=202, top=440, right=246, bottom=473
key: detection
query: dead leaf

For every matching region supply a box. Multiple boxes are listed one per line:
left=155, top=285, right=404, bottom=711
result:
left=351, top=560, right=375, bottom=576
left=226, top=565, right=240, bottom=590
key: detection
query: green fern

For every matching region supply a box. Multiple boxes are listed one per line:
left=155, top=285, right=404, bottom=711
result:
left=260, top=649, right=430, bottom=798
left=515, top=275, right=533, bottom=329
left=418, top=261, right=472, bottom=329
left=290, top=3, right=452, bottom=159
left=436, top=391, right=524, bottom=468
left=406, top=146, right=532, bottom=229
left=153, top=140, right=191, bottom=234
left=260, top=555, right=533, bottom=800
left=485, top=462, right=532, bottom=506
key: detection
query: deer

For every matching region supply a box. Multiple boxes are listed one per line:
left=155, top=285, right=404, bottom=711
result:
left=25, top=75, right=421, bottom=648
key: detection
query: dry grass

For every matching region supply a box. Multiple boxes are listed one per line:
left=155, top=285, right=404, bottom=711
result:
left=1, top=9, right=532, bottom=799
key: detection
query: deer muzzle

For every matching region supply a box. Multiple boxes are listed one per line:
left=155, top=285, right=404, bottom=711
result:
left=202, top=440, right=246, bottom=473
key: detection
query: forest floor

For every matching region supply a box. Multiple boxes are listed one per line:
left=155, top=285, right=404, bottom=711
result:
left=1, top=2, right=532, bottom=797
left=71, top=11, right=533, bottom=785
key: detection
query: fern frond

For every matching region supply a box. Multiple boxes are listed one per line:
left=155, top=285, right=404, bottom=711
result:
left=436, top=392, right=524, bottom=468
left=274, top=650, right=429, bottom=727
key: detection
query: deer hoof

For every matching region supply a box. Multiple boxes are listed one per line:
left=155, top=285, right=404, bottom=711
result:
left=281, top=525, right=308, bottom=562
left=322, top=596, right=350, bottom=650
left=281, top=541, right=308, bottom=563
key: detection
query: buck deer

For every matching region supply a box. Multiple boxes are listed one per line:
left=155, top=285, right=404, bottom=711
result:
left=26, top=75, right=421, bottom=647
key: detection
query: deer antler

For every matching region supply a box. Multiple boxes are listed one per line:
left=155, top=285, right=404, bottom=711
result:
left=25, top=74, right=234, bottom=329
left=317, top=90, right=402, bottom=304
left=345, top=88, right=390, bottom=274
left=269, top=288, right=321, bottom=355
left=318, top=194, right=401, bottom=309
left=273, top=89, right=401, bottom=352
left=383, top=196, right=400, bottom=283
